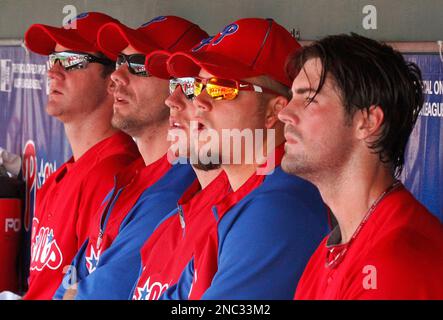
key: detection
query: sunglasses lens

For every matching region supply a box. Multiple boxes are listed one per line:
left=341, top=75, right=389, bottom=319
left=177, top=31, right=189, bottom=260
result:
left=129, top=63, right=146, bottom=76
left=128, top=55, right=147, bottom=76
left=206, top=78, right=238, bottom=100
left=48, top=55, right=57, bottom=69
left=180, top=78, right=195, bottom=99
left=193, top=80, right=203, bottom=97
left=116, top=54, right=147, bottom=76
left=49, top=52, right=87, bottom=71
left=170, top=78, right=195, bottom=99
left=116, top=55, right=125, bottom=70
left=169, top=80, right=179, bottom=95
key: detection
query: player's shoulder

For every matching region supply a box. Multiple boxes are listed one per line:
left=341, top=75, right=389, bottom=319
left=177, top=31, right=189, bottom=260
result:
left=219, top=188, right=328, bottom=242
left=370, top=188, right=443, bottom=256
left=124, top=165, right=194, bottom=216
left=238, top=168, right=326, bottom=221
left=365, top=221, right=443, bottom=277
left=347, top=225, right=443, bottom=299
left=255, top=166, right=323, bottom=203
left=37, top=161, right=67, bottom=191
left=95, top=131, right=139, bottom=157
left=146, top=163, right=196, bottom=193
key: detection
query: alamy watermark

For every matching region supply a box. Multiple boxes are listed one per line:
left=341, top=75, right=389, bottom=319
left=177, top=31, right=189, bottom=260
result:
left=62, top=5, right=78, bottom=29
left=167, top=121, right=277, bottom=175
left=362, top=5, right=377, bottom=30
left=362, top=265, right=378, bottom=290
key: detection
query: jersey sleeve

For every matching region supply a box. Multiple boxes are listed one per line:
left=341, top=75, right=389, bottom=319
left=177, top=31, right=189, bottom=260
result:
left=343, top=229, right=443, bottom=300
left=74, top=192, right=181, bottom=300
left=159, top=258, right=195, bottom=300
left=53, top=238, right=90, bottom=300
left=201, top=193, right=328, bottom=300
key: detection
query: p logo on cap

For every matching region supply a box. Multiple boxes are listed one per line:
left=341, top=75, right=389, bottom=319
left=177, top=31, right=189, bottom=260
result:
left=213, top=24, right=239, bottom=46
left=140, top=16, right=168, bottom=28
left=64, top=12, right=90, bottom=29
left=167, top=18, right=302, bottom=87
left=192, top=36, right=215, bottom=52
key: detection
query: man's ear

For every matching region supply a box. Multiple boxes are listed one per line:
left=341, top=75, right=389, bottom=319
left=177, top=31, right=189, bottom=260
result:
left=265, top=95, right=289, bottom=128
left=106, top=76, right=116, bottom=95
left=355, top=105, right=384, bottom=141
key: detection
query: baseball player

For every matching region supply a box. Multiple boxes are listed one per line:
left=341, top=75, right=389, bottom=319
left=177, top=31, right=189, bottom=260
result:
left=130, top=45, right=233, bottom=300
left=278, top=34, right=443, bottom=299
left=53, top=16, right=209, bottom=300
left=23, top=12, right=141, bottom=300
left=142, top=18, right=331, bottom=300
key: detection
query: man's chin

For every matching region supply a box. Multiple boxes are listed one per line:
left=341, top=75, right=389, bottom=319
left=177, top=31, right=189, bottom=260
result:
left=111, top=114, right=134, bottom=131
left=281, top=154, right=299, bottom=175
left=190, top=149, right=222, bottom=171
left=192, top=162, right=221, bottom=171
left=46, top=103, right=65, bottom=119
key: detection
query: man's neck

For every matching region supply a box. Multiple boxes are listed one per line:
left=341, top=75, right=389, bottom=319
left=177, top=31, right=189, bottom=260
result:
left=193, top=168, right=222, bottom=189
left=223, top=163, right=258, bottom=192
left=316, top=160, right=395, bottom=244
left=135, top=121, right=170, bottom=166
left=64, top=111, right=117, bottom=161
left=222, top=138, right=281, bottom=192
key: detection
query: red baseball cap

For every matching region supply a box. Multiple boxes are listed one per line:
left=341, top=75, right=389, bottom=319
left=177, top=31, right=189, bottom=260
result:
left=167, top=18, right=301, bottom=87
left=98, top=15, right=208, bottom=77
left=145, top=32, right=211, bottom=79
left=25, top=12, right=119, bottom=57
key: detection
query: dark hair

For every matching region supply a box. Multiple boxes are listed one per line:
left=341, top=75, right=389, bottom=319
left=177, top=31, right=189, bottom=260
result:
left=287, top=33, right=424, bottom=177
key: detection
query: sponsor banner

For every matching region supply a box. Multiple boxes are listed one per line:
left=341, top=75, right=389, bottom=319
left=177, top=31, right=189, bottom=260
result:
left=0, top=45, right=70, bottom=292
left=402, top=54, right=442, bottom=221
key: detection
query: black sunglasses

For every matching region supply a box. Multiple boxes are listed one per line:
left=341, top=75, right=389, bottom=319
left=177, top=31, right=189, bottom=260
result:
left=49, top=51, right=113, bottom=71
left=116, top=53, right=148, bottom=77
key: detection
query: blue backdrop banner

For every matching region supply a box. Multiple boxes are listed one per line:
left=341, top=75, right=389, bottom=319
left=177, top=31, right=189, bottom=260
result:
left=402, top=54, right=443, bottom=222
left=0, top=45, right=70, bottom=231
left=0, top=45, right=70, bottom=291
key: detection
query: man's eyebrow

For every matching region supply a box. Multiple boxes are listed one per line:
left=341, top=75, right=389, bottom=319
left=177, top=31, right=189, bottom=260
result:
left=292, top=87, right=317, bottom=95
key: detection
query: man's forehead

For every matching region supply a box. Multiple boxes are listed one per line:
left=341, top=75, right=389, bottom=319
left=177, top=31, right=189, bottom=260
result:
left=53, top=43, right=96, bottom=56
left=122, top=45, right=142, bottom=55
left=292, top=58, right=325, bottom=90
left=198, top=68, right=213, bottom=78
left=54, top=43, right=70, bottom=51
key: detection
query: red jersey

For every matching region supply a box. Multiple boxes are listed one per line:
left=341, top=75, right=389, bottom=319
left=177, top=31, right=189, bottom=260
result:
left=132, top=171, right=231, bottom=300
left=84, top=155, right=170, bottom=274
left=24, top=131, right=140, bottom=300
left=295, top=184, right=443, bottom=300
left=156, top=145, right=329, bottom=300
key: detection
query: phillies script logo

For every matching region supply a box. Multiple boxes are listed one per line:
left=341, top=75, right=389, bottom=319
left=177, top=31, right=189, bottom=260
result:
left=133, top=276, right=169, bottom=300
left=30, top=217, right=63, bottom=272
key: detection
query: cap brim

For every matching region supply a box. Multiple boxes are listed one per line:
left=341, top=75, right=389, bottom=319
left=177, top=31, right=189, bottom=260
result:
left=97, top=22, right=158, bottom=59
left=25, top=24, right=94, bottom=55
left=167, top=51, right=263, bottom=80
left=145, top=50, right=172, bottom=79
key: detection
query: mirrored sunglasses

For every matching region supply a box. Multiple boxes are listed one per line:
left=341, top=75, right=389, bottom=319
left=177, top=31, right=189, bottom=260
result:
left=116, top=53, right=148, bottom=77
left=169, top=77, right=196, bottom=100
left=48, top=51, right=113, bottom=71
left=193, top=77, right=280, bottom=100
